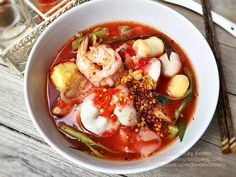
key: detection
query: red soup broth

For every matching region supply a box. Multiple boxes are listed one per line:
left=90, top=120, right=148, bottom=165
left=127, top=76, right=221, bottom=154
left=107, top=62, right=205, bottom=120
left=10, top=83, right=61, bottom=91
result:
left=47, top=21, right=197, bottom=161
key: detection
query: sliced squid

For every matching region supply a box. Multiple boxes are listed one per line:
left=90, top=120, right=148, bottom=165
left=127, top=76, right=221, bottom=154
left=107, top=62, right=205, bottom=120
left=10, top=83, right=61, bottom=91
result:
left=115, top=127, right=162, bottom=156
left=79, top=93, right=120, bottom=136
left=132, top=131, right=162, bottom=157
left=132, top=36, right=164, bottom=58
left=140, top=143, right=162, bottom=157
left=114, top=104, right=137, bottom=126
left=137, top=128, right=160, bottom=142
left=159, top=52, right=182, bottom=77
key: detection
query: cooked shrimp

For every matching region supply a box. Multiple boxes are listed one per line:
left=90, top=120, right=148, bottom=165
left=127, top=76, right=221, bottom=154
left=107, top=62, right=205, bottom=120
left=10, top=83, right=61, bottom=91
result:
left=76, top=37, right=123, bottom=87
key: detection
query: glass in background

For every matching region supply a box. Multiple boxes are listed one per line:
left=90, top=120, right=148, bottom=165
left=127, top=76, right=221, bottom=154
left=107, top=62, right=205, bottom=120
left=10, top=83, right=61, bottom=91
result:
left=34, top=0, right=63, bottom=14
left=0, top=0, right=34, bottom=50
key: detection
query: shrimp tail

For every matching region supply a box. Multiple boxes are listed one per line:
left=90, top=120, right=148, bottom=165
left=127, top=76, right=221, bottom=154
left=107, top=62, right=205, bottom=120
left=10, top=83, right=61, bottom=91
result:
left=78, top=36, right=89, bottom=55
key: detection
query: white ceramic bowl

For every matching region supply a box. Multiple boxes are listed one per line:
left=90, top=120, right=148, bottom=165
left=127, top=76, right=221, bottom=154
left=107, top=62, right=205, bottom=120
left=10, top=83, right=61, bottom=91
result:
left=24, top=0, right=219, bottom=174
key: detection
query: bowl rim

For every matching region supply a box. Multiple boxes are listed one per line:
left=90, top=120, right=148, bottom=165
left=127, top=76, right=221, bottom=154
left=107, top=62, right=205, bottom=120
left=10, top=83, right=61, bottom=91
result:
left=24, top=0, right=219, bottom=174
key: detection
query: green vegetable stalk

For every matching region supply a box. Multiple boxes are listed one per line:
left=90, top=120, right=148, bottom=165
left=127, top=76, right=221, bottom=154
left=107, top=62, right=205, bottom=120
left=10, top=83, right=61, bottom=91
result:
left=177, top=122, right=187, bottom=142
left=70, top=145, right=104, bottom=158
left=89, top=27, right=109, bottom=39
left=58, top=123, right=116, bottom=157
left=172, top=68, right=193, bottom=142
left=72, top=27, right=109, bottom=51
left=118, top=26, right=131, bottom=36
left=168, top=125, right=179, bottom=140
left=174, top=68, right=193, bottom=120
left=72, top=37, right=84, bottom=51
left=102, top=34, right=156, bottom=44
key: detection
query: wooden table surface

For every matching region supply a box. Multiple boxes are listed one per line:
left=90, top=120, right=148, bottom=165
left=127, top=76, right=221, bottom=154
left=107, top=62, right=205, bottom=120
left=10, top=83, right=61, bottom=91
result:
left=0, top=0, right=236, bottom=177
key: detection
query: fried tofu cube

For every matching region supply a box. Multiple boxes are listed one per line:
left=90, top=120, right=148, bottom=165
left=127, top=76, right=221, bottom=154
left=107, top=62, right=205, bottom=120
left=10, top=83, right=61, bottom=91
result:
left=50, top=62, right=78, bottom=91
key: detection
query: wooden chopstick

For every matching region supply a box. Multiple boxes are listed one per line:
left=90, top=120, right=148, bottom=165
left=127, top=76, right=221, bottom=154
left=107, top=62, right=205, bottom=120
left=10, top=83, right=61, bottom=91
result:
left=201, top=0, right=236, bottom=154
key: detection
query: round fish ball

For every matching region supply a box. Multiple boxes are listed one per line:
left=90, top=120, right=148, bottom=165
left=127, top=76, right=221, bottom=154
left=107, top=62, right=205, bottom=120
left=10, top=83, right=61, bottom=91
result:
left=145, top=37, right=164, bottom=57
left=167, top=75, right=189, bottom=98
left=132, top=39, right=150, bottom=57
left=160, top=52, right=182, bottom=77
left=132, top=37, right=164, bottom=58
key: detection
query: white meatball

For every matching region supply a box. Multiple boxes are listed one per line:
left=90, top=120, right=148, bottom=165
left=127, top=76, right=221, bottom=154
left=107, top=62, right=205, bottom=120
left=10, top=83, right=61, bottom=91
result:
left=159, top=52, right=182, bottom=77
left=132, top=39, right=150, bottom=57
left=132, top=37, right=164, bottom=58
left=167, top=75, right=190, bottom=98
left=145, top=37, right=164, bottom=57
left=114, top=103, right=137, bottom=126
left=113, top=86, right=137, bottom=126
left=80, top=93, right=119, bottom=136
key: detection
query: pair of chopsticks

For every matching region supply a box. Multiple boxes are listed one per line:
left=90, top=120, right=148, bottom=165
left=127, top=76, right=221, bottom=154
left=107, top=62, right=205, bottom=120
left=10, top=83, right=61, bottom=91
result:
left=201, top=0, right=236, bottom=154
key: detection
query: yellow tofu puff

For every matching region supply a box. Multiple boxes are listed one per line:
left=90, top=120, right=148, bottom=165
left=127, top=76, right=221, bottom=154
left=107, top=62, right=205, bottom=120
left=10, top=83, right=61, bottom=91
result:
left=50, top=62, right=78, bottom=91
left=132, top=36, right=164, bottom=58
left=50, top=62, right=93, bottom=116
